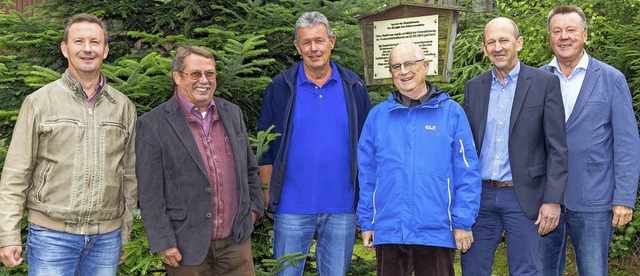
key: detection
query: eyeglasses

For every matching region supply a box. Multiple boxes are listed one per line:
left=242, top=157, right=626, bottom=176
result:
left=389, top=59, right=425, bottom=72
left=178, top=70, right=216, bottom=80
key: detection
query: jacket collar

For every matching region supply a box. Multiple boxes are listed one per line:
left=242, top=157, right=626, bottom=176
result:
left=60, top=69, right=115, bottom=104
left=162, top=96, right=236, bottom=181
left=509, top=62, right=532, bottom=134
left=163, top=97, right=210, bottom=179
left=282, top=61, right=362, bottom=87
left=565, top=55, right=600, bottom=126
left=541, top=55, right=601, bottom=126
left=388, top=82, right=448, bottom=110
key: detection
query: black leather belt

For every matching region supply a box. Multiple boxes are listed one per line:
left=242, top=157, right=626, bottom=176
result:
left=482, top=180, right=514, bottom=188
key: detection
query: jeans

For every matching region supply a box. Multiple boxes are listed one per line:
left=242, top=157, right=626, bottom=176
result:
left=25, top=223, right=121, bottom=276
left=538, top=209, right=614, bottom=276
left=273, top=213, right=356, bottom=276
left=461, top=186, right=540, bottom=276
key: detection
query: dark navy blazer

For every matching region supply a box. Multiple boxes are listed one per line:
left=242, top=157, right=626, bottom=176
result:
left=463, top=62, right=568, bottom=220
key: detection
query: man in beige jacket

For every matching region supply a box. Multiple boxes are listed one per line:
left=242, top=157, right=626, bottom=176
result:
left=0, top=13, right=137, bottom=276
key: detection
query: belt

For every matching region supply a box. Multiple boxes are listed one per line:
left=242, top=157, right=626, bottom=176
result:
left=482, top=180, right=513, bottom=188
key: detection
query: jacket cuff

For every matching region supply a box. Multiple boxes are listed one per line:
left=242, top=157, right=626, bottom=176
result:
left=121, top=234, right=131, bottom=245
left=358, top=222, right=373, bottom=232
left=0, top=234, right=22, bottom=248
left=452, top=222, right=472, bottom=231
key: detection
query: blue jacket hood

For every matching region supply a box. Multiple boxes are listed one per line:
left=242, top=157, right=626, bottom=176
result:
left=386, top=86, right=450, bottom=111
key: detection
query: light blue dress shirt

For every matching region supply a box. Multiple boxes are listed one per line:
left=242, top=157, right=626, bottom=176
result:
left=479, top=62, right=520, bottom=181
left=548, top=50, right=589, bottom=121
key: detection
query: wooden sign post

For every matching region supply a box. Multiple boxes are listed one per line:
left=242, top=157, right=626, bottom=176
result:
left=358, top=0, right=491, bottom=85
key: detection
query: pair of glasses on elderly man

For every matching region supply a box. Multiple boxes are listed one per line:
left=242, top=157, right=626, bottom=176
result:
left=389, top=59, right=425, bottom=72
left=178, top=70, right=217, bottom=80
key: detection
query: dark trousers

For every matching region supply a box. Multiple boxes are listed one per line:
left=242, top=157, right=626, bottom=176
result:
left=375, top=244, right=455, bottom=276
left=165, top=236, right=255, bottom=276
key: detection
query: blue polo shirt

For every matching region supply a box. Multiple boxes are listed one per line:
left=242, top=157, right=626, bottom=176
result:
left=278, top=61, right=353, bottom=214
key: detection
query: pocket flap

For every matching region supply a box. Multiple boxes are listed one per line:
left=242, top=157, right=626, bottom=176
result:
left=166, top=209, right=186, bottom=220
left=528, top=164, right=547, bottom=177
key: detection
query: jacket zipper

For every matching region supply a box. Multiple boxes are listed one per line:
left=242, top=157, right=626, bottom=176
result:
left=36, top=164, right=52, bottom=203
left=101, top=121, right=126, bottom=130
left=459, top=139, right=470, bottom=167
left=79, top=99, right=96, bottom=234
left=372, top=177, right=378, bottom=224
left=44, top=118, right=83, bottom=126
left=447, top=177, right=452, bottom=231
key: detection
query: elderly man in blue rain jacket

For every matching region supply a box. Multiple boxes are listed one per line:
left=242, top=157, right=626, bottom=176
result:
left=357, top=42, right=482, bottom=276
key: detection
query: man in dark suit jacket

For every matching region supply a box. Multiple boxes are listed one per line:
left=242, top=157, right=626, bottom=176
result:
left=460, top=17, right=568, bottom=276
left=136, top=46, right=263, bottom=275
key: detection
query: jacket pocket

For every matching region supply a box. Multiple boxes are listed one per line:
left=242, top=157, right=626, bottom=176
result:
left=528, top=163, right=547, bottom=178
left=41, top=119, right=84, bottom=160
left=167, top=209, right=187, bottom=233
left=98, top=121, right=128, bottom=211
left=584, top=101, right=606, bottom=119
left=413, top=174, right=451, bottom=231
left=582, top=160, right=613, bottom=203
left=100, top=121, right=128, bottom=154
left=44, top=118, right=84, bottom=126
left=167, top=209, right=186, bottom=220
left=35, top=164, right=52, bottom=204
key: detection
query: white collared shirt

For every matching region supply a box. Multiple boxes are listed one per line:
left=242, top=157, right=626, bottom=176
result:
left=548, top=50, right=590, bottom=121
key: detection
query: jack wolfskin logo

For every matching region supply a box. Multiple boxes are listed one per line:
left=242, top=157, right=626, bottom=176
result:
left=425, top=125, right=437, bottom=131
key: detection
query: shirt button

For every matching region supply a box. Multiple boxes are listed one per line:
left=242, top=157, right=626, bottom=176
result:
left=205, top=188, right=211, bottom=193
left=206, top=213, right=212, bottom=218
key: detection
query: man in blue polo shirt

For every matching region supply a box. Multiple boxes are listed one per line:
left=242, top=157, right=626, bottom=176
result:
left=257, top=11, right=371, bottom=276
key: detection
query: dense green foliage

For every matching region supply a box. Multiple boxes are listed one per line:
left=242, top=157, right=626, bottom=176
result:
left=1, top=0, right=639, bottom=274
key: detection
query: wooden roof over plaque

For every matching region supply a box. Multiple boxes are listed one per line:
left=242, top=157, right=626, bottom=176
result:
left=357, top=0, right=492, bottom=85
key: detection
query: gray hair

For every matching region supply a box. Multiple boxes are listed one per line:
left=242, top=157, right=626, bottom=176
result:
left=172, top=46, right=215, bottom=72
left=388, top=42, right=425, bottom=64
left=547, top=5, right=588, bottom=33
left=295, top=11, right=333, bottom=42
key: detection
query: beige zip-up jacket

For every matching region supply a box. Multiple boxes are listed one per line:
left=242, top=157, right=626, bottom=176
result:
left=0, top=69, right=137, bottom=247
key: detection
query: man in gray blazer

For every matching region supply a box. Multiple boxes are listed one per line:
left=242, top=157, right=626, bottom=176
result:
left=460, top=17, right=568, bottom=276
left=136, top=46, right=264, bottom=275
left=538, top=6, right=640, bottom=276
